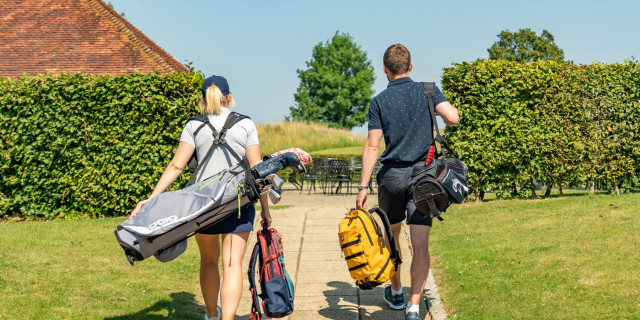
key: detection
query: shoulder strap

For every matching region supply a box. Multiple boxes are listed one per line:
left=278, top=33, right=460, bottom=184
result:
left=248, top=241, right=262, bottom=320
left=368, top=208, right=402, bottom=267
left=186, top=114, right=209, bottom=138
left=216, top=112, right=250, bottom=163
left=187, top=112, right=251, bottom=185
left=421, top=82, right=459, bottom=158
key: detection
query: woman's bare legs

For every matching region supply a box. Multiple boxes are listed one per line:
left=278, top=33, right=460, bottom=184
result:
left=220, top=231, right=250, bottom=320
left=195, top=233, right=221, bottom=318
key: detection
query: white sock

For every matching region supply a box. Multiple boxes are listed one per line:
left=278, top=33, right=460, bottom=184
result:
left=391, top=286, right=403, bottom=296
left=406, top=302, right=419, bottom=314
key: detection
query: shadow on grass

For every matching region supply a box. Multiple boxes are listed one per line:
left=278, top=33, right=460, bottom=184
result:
left=104, top=292, right=206, bottom=320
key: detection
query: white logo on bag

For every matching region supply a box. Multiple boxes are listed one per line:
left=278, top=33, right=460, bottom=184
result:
left=149, top=215, right=178, bottom=230
left=452, top=178, right=468, bottom=195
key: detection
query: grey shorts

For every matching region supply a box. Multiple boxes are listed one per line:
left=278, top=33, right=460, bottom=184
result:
left=377, top=164, right=433, bottom=227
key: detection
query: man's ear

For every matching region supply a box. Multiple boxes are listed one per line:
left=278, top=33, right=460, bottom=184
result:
left=408, top=62, right=413, bottom=73
left=383, top=65, right=389, bottom=75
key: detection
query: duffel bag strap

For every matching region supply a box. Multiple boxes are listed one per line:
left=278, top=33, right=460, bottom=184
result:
left=421, top=82, right=460, bottom=159
left=369, top=208, right=402, bottom=267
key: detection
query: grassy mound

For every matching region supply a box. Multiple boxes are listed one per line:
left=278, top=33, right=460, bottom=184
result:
left=257, top=121, right=366, bottom=155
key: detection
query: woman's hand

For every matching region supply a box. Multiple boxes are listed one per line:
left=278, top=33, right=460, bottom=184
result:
left=260, top=208, right=272, bottom=228
left=130, top=199, right=150, bottom=219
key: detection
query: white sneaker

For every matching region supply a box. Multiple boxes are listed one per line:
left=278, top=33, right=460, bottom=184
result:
left=204, top=306, right=221, bottom=320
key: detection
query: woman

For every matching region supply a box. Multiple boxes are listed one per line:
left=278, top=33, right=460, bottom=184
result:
left=130, top=75, right=271, bottom=320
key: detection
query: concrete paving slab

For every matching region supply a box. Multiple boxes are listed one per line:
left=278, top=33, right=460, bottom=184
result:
left=294, top=281, right=357, bottom=297
left=294, top=294, right=358, bottom=311
left=294, top=271, right=355, bottom=284
left=299, top=250, right=344, bottom=261
left=297, top=260, right=348, bottom=272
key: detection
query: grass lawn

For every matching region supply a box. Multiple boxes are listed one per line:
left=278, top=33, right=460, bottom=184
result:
left=2, top=192, right=638, bottom=319
left=430, top=192, right=640, bottom=319
left=312, top=145, right=385, bottom=157
left=0, top=217, right=205, bottom=319
left=0, top=204, right=294, bottom=319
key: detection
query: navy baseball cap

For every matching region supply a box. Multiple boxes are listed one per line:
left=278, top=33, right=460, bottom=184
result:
left=202, top=75, right=230, bottom=99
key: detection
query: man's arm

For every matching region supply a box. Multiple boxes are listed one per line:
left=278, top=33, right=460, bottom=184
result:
left=434, top=101, right=459, bottom=126
left=356, top=129, right=383, bottom=210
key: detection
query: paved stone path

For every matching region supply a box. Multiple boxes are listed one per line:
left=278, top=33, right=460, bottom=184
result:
left=233, top=188, right=446, bottom=320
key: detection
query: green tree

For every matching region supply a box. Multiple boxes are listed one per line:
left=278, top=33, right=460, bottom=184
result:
left=288, top=32, right=375, bottom=129
left=488, top=28, right=566, bottom=62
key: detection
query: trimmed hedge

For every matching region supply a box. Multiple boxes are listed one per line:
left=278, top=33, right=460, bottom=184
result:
left=442, top=60, right=640, bottom=199
left=1, top=72, right=202, bottom=218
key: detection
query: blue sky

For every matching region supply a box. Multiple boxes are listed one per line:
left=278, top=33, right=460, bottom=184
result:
left=109, top=0, right=640, bottom=134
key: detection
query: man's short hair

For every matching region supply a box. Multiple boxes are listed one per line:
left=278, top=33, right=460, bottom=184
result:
left=384, top=44, right=411, bottom=75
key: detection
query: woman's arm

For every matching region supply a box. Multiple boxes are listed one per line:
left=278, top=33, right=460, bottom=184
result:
left=130, top=142, right=195, bottom=217
left=246, top=144, right=272, bottom=227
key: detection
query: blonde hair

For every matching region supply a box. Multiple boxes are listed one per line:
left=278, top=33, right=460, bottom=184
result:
left=199, top=84, right=236, bottom=115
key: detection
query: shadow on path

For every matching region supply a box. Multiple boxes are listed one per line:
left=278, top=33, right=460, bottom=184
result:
left=320, top=281, right=415, bottom=320
left=318, top=281, right=358, bottom=319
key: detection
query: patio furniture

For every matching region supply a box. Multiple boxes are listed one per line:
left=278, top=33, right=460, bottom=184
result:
left=301, top=158, right=327, bottom=194
left=327, top=159, right=352, bottom=194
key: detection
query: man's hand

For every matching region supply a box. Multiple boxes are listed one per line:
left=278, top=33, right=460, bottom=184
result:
left=356, top=189, right=368, bottom=210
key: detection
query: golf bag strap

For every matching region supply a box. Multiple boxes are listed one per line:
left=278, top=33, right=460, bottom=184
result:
left=203, top=112, right=249, bottom=163
left=421, top=82, right=459, bottom=158
left=368, top=208, right=403, bottom=267
left=248, top=241, right=262, bottom=320
left=187, top=112, right=250, bottom=185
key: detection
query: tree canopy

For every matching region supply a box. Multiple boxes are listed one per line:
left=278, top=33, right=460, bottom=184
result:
left=488, top=28, right=566, bottom=62
left=288, top=32, right=375, bottom=129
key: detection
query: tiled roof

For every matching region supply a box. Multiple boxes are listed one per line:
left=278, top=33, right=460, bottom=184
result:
left=0, top=0, right=188, bottom=78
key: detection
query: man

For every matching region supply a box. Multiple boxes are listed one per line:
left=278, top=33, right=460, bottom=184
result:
left=356, top=44, right=459, bottom=320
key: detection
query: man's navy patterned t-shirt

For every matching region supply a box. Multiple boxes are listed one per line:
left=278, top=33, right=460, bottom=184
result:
left=368, top=77, right=448, bottom=165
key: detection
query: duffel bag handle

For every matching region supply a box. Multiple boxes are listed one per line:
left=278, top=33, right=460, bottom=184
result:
left=368, top=208, right=402, bottom=267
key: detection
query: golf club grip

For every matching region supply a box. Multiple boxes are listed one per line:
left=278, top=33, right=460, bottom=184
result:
left=252, top=152, right=303, bottom=179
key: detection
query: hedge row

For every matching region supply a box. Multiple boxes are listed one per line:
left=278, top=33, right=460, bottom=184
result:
left=441, top=60, right=640, bottom=199
left=1, top=72, right=203, bottom=218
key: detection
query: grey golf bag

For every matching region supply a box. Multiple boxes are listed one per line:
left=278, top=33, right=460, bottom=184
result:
left=114, top=152, right=305, bottom=265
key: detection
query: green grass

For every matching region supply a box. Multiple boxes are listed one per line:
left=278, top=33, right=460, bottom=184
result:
left=311, top=146, right=386, bottom=157
left=3, top=193, right=638, bottom=319
left=0, top=218, right=204, bottom=319
left=312, top=146, right=363, bottom=156
left=0, top=205, right=294, bottom=319
left=255, top=205, right=292, bottom=211
left=256, top=121, right=366, bottom=155
left=430, top=192, right=640, bottom=319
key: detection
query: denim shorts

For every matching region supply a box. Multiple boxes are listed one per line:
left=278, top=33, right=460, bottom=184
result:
left=198, top=204, right=256, bottom=234
left=377, top=164, right=432, bottom=227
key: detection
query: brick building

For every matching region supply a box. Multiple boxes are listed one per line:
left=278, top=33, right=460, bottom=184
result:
left=0, top=0, right=188, bottom=78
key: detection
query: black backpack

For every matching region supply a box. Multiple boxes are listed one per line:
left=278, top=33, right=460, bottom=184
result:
left=410, top=82, right=470, bottom=220
left=185, top=112, right=259, bottom=198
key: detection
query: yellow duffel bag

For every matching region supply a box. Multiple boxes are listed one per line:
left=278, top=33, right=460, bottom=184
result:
left=338, top=208, right=402, bottom=290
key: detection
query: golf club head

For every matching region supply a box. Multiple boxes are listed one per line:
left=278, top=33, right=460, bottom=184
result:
left=270, top=175, right=284, bottom=190
left=268, top=188, right=282, bottom=204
